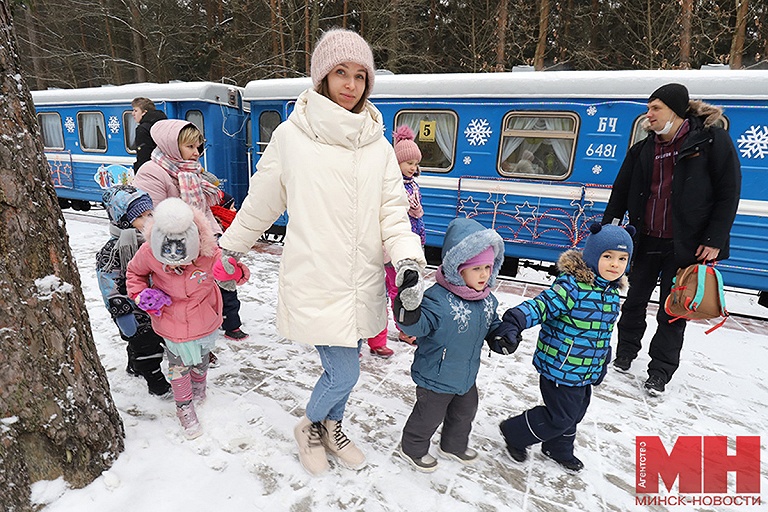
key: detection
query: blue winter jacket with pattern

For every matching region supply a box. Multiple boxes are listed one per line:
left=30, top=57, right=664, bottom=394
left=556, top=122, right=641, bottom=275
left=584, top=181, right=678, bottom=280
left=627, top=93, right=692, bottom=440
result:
left=514, top=249, right=628, bottom=387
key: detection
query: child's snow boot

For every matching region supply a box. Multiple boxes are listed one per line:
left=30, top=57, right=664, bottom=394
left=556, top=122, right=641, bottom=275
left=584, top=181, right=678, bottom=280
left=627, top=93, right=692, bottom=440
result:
left=176, top=402, right=202, bottom=440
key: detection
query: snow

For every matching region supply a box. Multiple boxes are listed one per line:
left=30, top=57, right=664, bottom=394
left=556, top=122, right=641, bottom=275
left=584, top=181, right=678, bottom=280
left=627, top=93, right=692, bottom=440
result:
left=37, top=213, right=768, bottom=512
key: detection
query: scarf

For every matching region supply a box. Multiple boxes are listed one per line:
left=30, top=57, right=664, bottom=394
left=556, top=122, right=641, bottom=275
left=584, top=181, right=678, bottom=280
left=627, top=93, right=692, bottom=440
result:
left=435, top=266, right=491, bottom=301
left=109, top=224, right=140, bottom=271
left=151, top=147, right=221, bottom=210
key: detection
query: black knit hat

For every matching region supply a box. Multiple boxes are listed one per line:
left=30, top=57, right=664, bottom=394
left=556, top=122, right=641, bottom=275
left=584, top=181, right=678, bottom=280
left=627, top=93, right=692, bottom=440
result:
left=649, top=83, right=689, bottom=119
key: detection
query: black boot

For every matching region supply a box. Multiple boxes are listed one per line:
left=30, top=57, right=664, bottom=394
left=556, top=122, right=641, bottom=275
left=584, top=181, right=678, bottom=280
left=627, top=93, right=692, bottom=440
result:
left=126, top=344, right=140, bottom=377
left=145, top=368, right=171, bottom=396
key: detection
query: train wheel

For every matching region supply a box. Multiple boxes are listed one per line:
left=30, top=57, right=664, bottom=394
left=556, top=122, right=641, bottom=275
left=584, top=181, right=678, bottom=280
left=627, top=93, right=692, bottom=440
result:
left=57, top=198, right=72, bottom=210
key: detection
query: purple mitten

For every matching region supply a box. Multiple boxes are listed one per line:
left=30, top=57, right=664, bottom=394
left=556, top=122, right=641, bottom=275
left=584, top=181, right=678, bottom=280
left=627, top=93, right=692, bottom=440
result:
left=135, top=288, right=172, bottom=316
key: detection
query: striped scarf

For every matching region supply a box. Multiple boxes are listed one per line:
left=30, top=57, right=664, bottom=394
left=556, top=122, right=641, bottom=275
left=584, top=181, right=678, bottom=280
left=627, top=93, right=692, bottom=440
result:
left=151, top=147, right=221, bottom=210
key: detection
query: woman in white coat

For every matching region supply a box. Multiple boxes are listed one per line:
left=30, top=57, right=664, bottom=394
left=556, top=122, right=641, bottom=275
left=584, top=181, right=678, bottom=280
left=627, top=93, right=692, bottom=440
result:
left=218, top=29, right=426, bottom=476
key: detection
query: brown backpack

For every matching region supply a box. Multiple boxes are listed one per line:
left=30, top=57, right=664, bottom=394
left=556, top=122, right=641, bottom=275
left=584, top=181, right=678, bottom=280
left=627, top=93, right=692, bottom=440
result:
left=664, top=263, right=728, bottom=334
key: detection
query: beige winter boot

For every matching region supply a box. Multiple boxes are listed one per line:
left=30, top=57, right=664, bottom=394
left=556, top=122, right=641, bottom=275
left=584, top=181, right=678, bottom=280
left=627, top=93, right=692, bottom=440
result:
left=322, top=419, right=366, bottom=470
left=294, top=416, right=329, bottom=475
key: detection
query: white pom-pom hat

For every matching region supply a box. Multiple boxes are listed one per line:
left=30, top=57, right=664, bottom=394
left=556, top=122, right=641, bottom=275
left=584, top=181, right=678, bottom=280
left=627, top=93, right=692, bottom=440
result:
left=150, top=197, right=200, bottom=265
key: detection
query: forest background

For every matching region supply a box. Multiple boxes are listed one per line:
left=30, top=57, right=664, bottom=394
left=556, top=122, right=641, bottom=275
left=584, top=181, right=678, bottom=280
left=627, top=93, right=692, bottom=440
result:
left=11, top=0, right=768, bottom=90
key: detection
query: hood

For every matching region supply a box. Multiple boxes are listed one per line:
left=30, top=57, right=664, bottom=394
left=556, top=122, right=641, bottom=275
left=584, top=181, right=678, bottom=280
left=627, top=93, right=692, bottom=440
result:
left=149, top=119, right=196, bottom=160
left=102, top=185, right=149, bottom=229
left=557, top=250, right=629, bottom=292
left=441, top=217, right=505, bottom=287
left=289, top=88, right=385, bottom=150
left=140, top=109, right=168, bottom=125
left=144, top=201, right=218, bottom=261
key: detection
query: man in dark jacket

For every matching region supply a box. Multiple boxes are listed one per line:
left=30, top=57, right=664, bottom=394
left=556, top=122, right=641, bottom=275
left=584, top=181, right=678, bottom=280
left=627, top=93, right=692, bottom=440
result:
left=602, top=83, right=741, bottom=397
left=131, top=97, right=168, bottom=173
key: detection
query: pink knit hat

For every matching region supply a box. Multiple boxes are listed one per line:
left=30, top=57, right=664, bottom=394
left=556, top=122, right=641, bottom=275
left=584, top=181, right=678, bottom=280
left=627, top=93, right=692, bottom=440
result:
left=393, top=125, right=422, bottom=164
left=310, top=29, right=375, bottom=94
left=458, top=246, right=495, bottom=273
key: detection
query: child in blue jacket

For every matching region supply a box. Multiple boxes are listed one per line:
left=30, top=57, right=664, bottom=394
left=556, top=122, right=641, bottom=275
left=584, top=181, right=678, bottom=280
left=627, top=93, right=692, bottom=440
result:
left=394, top=217, right=513, bottom=472
left=495, top=222, right=634, bottom=472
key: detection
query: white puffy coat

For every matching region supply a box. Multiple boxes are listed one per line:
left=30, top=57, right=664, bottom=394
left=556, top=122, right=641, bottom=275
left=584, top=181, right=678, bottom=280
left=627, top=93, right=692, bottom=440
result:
left=219, top=89, right=426, bottom=347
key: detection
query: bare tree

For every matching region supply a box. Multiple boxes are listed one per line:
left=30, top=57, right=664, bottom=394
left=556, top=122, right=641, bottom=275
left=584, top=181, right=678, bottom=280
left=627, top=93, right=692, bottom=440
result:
left=496, top=0, right=508, bottom=71
left=0, top=5, right=124, bottom=511
left=534, top=0, right=550, bottom=70
left=730, top=0, right=750, bottom=68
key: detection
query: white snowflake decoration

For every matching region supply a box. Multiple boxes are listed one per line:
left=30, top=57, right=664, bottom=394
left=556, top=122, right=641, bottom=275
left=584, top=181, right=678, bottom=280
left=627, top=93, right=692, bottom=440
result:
left=483, top=297, right=495, bottom=325
left=463, top=156, right=472, bottom=165
left=586, top=105, right=597, bottom=116
left=64, top=117, right=75, bottom=133
left=737, top=125, right=768, bottom=158
left=448, top=294, right=471, bottom=333
left=108, top=116, right=121, bottom=134
left=464, top=119, right=492, bottom=146
left=592, top=165, right=603, bottom=174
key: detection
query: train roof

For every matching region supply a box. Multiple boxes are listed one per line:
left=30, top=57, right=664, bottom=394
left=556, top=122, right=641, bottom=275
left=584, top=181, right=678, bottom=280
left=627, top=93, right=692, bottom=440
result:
left=31, top=81, right=243, bottom=107
left=243, top=69, right=768, bottom=102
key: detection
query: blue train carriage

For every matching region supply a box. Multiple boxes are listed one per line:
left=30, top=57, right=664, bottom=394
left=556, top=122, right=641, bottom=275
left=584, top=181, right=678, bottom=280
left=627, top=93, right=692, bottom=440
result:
left=30, top=81, right=250, bottom=211
left=244, top=70, right=768, bottom=298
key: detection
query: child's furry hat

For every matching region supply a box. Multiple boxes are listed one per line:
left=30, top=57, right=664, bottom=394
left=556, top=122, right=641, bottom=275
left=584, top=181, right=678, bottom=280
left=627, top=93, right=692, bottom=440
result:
left=393, top=125, right=422, bottom=164
left=149, top=198, right=200, bottom=266
left=441, top=217, right=505, bottom=287
left=582, top=222, right=635, bottom=274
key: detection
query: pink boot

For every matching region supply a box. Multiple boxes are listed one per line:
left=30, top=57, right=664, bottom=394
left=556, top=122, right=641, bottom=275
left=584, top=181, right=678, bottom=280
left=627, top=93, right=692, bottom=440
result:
left=176, top=402, right=202, bottom=439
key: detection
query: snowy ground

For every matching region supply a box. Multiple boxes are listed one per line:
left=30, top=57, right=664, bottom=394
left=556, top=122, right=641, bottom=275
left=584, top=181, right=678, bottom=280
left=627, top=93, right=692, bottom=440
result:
left=32, top=212, right=768, bottom=512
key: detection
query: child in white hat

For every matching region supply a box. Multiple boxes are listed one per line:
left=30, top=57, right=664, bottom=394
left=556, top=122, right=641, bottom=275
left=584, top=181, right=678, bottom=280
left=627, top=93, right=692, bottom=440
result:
left=126, top=198, right=249, bottom=439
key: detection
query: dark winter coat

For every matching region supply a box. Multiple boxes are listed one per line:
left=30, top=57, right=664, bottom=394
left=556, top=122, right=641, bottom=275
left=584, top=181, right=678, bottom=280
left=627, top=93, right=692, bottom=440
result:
left=134, top=109, right=168, bottom=172
left=602, top=100, right=741, bottom=267
left=514, top=250, right=628, bottom=387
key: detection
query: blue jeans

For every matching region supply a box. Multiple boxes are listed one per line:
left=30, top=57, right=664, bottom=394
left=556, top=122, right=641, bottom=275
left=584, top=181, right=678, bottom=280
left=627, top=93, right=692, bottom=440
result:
left=305, top=340, right=363, bottom=423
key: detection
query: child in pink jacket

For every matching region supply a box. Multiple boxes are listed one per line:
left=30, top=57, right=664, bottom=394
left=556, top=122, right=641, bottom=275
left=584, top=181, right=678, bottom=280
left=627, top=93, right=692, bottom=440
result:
left=127, top=197, right=249, bottom=439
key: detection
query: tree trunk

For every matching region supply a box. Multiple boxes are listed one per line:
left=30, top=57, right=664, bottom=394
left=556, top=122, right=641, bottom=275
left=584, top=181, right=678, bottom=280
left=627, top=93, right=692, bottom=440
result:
left=680, top=0, right=692, bottom=68
left=304, top=0, right=310, bottom=74
left=0, top=6, right=125, bottom=512
left=534, top=0, right=550, bottom=70
left=730, top=0, right=749, bottom=69
left=387, top=0, right=399, bottom=71
left=22, top=5, right=46, bottom=90
left=99, top=0, right=123, bottom=83
left=496, top=0, right=507, bottom=71
left=127, top=0, right=147, bottom=82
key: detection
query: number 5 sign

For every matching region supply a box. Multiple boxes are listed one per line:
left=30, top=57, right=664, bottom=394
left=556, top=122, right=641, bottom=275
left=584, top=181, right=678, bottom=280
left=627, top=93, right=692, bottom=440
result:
left=419, top=120, right=436, bottom=143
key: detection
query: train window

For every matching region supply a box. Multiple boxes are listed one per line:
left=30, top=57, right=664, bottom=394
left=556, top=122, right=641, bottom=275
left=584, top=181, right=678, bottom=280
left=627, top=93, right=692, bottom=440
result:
left=38, top=113, right=64, bottom=149
left=186, top=110, right=205, bottom=137
left=394, top=110, right=457, bottom=172
left=498, top=112, right=578, bottom=180
left=123, top=111, right=137, bottom=152
left=259, top=111, right=281, bottom=152
left=77, top=112, right=107, bottom=152
left=629, top=113, right=729, bottom=147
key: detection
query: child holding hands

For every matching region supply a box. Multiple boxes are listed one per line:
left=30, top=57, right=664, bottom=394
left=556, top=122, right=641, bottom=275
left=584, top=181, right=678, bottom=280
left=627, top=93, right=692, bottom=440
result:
left=394, top=217, right=513, bottom=472
left=495, top=222, right=634, bottom=472
left=126, top=197, right=249, bottom=439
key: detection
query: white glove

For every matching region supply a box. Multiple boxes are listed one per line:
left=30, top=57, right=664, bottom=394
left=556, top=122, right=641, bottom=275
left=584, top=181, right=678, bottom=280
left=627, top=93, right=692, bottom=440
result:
left=395, top=259, right=424, bottom=311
